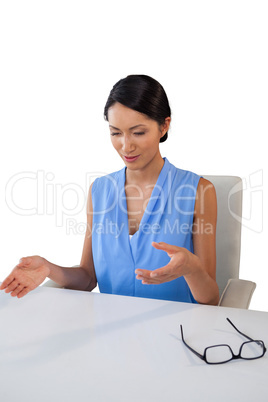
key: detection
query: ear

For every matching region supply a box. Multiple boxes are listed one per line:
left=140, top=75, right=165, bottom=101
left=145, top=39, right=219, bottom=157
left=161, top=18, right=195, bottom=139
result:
left=160, top=117, right=171, bottom=138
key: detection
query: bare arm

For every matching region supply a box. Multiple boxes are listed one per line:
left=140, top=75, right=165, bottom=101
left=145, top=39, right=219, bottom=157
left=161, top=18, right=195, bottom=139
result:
left=184, top=177, right=219, bottom=304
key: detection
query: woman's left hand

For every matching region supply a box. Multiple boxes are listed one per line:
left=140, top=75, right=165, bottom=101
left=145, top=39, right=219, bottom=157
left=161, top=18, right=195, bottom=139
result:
left=135, top=241, right=199, bottom=284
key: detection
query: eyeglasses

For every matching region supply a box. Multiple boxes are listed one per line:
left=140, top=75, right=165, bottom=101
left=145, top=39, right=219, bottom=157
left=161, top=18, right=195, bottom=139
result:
left=180, top=318, right=266, bottom=365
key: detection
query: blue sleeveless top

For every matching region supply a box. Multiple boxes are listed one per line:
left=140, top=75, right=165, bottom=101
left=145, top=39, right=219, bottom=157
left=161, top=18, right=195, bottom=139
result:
left=91, top=158, right=201, bottom=303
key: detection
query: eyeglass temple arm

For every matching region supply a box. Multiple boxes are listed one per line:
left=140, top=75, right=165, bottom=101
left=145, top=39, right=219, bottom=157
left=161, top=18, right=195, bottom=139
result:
left=180, top=325, right=205, bottom=361
left=226, top=318, right=255, bottom=342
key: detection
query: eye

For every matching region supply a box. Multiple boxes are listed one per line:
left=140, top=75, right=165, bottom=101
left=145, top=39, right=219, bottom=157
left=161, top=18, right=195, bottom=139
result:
left=134, top=132, right=145, bottom=136
left=110, top=132, right=121, bottom=136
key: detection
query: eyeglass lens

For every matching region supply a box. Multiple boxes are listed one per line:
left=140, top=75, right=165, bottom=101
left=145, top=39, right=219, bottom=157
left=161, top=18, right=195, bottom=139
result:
left=240, top=341, right=265, bottom=359
left=205, top=341, right=265, bottom=364
left=205, top=345, right=233, bottom=364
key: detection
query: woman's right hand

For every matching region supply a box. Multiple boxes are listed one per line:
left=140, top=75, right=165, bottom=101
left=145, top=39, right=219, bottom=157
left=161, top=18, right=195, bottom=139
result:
left=0, top=256, right=50, bottom=298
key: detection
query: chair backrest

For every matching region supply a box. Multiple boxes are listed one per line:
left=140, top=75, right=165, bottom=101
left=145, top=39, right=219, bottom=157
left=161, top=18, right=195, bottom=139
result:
left=203, top=176, right=243, bottom=296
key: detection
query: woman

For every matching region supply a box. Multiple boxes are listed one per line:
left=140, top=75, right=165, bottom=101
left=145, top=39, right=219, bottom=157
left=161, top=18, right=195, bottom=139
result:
left=0, top=75, right=219, bottom=305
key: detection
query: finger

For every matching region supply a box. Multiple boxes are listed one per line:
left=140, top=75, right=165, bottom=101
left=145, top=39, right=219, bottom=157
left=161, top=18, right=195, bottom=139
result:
left=11, top=284, right=25, bottom=297
left=0, top=275, right=15, bottom=290
left=135, top=269, right=153, bottom=279
left=136, top=265, right=175, bottom=280
left=142, top=278, right=167, bottom=285
left=4, top=279, right=20, bottom=294
left=141, top=273, right=177, bottom=285
left=152, top=241, right=180, bottom=255
left=17, top=287, right=30, bottom=298
left=136, top=271, right=172, bottom=285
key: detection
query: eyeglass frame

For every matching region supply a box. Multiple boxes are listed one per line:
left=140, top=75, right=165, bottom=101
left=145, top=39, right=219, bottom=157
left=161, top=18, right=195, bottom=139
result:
left=180, top=317, right=267, bottom=365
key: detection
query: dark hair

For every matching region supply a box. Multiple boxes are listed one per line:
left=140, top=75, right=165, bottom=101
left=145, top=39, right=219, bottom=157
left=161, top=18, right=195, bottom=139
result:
left=104, top=75, right=171, bottom=142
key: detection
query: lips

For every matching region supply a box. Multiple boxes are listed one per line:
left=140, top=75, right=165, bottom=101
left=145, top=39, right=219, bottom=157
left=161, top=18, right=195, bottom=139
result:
left=123, top=155, right=140, bottom=163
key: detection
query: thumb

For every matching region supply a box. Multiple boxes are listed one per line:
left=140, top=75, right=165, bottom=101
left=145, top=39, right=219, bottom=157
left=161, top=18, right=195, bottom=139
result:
left=18, top=257, right=32, bottom=266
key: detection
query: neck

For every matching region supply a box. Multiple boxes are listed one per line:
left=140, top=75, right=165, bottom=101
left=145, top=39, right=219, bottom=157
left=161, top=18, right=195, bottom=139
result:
left=125, top=154, right=165, bottom=186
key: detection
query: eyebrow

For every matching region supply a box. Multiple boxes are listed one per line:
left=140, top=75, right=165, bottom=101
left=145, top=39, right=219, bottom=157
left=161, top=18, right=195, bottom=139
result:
left=109, top=124, right=147, bottom=131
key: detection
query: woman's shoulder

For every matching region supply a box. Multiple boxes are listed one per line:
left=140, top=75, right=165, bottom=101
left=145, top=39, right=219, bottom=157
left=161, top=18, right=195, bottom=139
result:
left=91, top=166, right=125, bottom=196
left=167, top=160, right=214, bottom=190
left=167, top=160, right=201, bottom=187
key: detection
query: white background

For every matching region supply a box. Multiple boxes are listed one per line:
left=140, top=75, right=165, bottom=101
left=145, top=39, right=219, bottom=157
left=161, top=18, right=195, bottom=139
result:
left=0, top=0, right=267, bottom=311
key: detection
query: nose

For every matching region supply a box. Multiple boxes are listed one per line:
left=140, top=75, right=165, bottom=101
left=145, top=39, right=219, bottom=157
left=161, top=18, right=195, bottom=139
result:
left=121, top=134, right=135, bottom=154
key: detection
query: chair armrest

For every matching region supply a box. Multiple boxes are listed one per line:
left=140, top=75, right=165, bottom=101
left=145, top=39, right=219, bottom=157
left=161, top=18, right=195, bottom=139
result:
left=218, top=279, right=256, bottom=309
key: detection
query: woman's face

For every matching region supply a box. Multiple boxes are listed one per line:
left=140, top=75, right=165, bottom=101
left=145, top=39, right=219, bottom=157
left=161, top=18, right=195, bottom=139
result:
left=108, top=102, right=170, bottom=171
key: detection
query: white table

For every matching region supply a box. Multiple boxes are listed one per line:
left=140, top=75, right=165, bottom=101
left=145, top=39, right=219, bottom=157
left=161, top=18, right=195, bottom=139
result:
left=0, top=286, right=267, bottom=402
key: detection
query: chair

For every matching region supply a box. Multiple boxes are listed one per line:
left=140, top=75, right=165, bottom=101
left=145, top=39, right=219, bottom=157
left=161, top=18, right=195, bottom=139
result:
left=203, top=175, right=256, bottom=309
left=44, top=176, right=256, bottom=309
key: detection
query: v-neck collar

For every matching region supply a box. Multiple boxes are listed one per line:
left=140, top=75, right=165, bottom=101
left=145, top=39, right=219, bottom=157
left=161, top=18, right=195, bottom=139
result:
left=120, top=157, right=171, bottom=239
